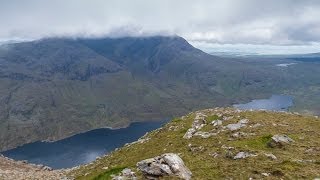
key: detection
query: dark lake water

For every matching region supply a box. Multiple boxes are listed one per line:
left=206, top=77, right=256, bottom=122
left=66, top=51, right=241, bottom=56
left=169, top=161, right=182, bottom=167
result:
left=233, top=95, right=293, bottom=111
left=2, top=120, right=167, bottom=169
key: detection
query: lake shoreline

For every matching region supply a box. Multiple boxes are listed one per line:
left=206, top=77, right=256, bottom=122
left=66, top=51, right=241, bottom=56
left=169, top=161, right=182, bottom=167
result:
left=2, top=120, right=170, bottom=169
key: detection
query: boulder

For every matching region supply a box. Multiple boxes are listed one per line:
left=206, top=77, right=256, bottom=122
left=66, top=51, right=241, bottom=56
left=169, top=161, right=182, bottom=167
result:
left=137, top=153, right=192, bottom=180
left=268, top=135, right=294, bottom=148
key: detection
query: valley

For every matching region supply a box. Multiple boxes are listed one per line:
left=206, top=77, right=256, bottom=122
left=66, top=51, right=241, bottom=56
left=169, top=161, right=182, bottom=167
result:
left=0, top=36, right=319, bottom=153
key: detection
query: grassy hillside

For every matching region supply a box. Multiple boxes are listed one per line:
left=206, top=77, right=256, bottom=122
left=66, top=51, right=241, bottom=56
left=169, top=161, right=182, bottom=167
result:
left=69, top=108, right=320, bottom=179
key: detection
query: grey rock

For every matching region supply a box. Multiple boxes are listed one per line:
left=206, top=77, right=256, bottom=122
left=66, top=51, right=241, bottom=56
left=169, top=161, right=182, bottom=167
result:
left=42, top=166, right=53, bottom=171
left=188, top=144, right=205, bottom=152
left=183, top=112, right=207, bottom=139
left=209, top=152, right=219, bottom=158
left=222, top=116, right=233, bottom=121
left=226, top=123, right=245, bottom=131
left=192, top=113, right=207, bottom=130
left=211, top=120, right=222, bottom=126
left=193, top=131, right=216, bottom=138
left=238, top=119, right=249, bottom=124
left=137, top=153, right=192, bottom=180
left=261, top=173, right=271, bottom=177
left=233, top=152, right=257, bottom=159
left=183, top=128, right=196, bottom=139
left=225, top=119, right=248, bottom=131
left=264, top=153, right=277, bottom=160
left=231, top=132, right=246, bottom=138
left=268, top=134, right=294, bottom=148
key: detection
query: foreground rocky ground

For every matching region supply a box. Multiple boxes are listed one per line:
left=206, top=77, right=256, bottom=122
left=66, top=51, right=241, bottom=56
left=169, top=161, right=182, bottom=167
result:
left=0, top=155, right=68, bottom=180
left=69, top=108, right=320, bottom=179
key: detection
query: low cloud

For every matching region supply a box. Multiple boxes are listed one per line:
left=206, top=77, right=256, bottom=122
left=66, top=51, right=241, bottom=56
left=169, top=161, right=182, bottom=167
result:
left=1, top=0, right=320, bottom=45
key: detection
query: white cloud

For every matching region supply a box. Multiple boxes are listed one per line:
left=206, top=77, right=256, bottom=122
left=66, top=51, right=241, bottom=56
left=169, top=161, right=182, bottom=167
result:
left=1, top=0, right=320, bottom=46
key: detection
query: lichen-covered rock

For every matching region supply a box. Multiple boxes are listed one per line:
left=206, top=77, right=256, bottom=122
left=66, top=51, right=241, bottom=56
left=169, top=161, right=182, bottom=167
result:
left=137, top=153, right=192, bottom=180
left=268, top=134, right=295, bottom=148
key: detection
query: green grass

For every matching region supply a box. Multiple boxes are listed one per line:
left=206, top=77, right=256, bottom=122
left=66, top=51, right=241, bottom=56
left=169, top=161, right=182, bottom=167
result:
left=206, top=115, right=219, bottom=122
left=231, top=135, right=272, bottom=150
left=93, top=167, right=125, bottom=180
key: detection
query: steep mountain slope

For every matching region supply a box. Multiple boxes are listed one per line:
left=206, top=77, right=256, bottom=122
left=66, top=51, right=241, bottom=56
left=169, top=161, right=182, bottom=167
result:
left=0, top=36, right=319, bottom=152
left=69, top=108, right=320, bottom=179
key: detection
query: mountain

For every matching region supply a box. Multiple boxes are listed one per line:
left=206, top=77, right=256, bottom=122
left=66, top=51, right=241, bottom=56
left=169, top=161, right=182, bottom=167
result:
left=69, top=108, right=320, bottom=179
left=0, top=36, right=320, bottom=152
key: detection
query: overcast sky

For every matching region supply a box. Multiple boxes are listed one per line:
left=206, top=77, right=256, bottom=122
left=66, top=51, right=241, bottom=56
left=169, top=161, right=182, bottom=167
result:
left=1, top=0, right=320, bottom=54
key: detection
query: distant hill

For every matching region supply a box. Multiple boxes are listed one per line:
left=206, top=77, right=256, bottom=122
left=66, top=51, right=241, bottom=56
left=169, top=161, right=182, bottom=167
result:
left=286, top=52, right=320, bottom=62
left=0, top=36, right=320, bottom=151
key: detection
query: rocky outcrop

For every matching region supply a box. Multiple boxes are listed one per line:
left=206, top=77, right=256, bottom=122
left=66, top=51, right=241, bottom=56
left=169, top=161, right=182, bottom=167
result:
left=183, top=112, right=207, bottom=139
left=137, top=153, right=192, bottom=180
left=268, top=134, right=295, bottom=148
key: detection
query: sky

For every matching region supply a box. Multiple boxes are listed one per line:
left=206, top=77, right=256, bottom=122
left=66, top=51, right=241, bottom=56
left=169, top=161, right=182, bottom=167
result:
left=1, top=0, right=320, bottom=55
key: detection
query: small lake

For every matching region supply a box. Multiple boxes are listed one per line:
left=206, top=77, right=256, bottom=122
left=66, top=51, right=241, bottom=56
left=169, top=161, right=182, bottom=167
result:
left=2, top=120, right=167, bottom=169
left=233, top=95, right=293, bottom=111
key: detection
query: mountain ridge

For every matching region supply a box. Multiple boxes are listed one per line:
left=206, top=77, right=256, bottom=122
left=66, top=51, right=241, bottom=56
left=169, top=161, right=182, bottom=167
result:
left=0, top=35, right=319, bottom=152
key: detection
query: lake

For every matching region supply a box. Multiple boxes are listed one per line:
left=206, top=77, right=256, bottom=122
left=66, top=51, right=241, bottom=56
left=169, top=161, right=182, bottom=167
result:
left=233, top=95, right=293, bottom=111
left=1, top=120, right=167, bottom=169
